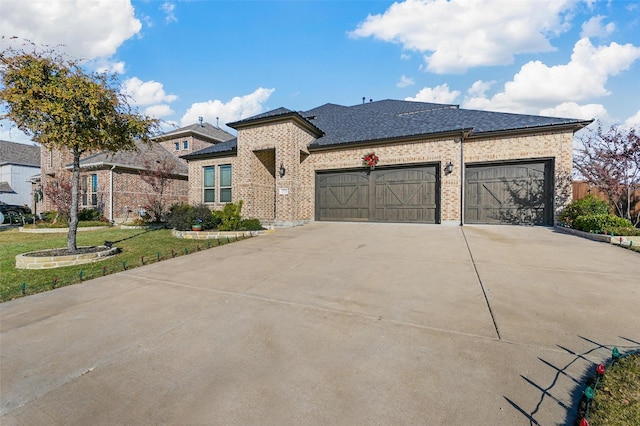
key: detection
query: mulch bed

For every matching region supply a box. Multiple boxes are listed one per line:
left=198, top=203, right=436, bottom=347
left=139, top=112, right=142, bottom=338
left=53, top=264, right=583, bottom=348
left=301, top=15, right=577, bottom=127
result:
left=26, top=246, right=108, bottom=257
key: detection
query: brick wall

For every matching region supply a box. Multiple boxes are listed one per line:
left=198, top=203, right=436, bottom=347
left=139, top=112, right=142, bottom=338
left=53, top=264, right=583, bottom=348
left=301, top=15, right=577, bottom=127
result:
left=158, top=135, right=215, bottom=165
left=186, top=156, right=237, bottom=212
left=186, top=118, right=575, bottom=225
left=39, top=147, right=188, bottom=221
left=464, top=130, right=574, bottom=221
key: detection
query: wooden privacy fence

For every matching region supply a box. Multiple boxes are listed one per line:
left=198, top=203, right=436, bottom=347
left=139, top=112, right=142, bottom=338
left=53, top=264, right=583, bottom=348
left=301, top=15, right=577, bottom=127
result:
left=573, top=181, right=640, bottom=221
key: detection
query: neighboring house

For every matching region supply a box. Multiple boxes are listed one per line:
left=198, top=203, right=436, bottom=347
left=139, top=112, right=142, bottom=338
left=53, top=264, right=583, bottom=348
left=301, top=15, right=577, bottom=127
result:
left=182, top=99, right=592, bottom=227
left=154, top=119, right=235, bottom=164
left=39, top=122, right=234, bottom=222
left=0, top=140, right=40, bottom=209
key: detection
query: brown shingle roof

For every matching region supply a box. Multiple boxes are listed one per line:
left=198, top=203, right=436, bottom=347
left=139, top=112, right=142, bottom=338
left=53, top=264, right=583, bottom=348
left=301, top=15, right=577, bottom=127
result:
left=76, top=141, right=188, bottom=175
left=0, top=140, right=40, bottom=166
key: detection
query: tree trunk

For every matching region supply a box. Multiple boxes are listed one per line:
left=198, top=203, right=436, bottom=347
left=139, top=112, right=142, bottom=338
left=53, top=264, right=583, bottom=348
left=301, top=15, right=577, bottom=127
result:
left=67, top=147, right=80, bottom=252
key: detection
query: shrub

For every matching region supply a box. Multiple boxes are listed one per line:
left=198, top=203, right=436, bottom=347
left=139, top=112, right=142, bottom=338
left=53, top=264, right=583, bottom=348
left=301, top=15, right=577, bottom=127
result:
left=240, top=218, right=263, bottom=231
left=573, top=214, right=633, bottom=233
left=559, top=195, right=609, bottom=228
left=166, top=203, right=218, bottom=231
left=601, top=226, right=640, bottom=237
left=191, top=204, right=218, bottom=230
left=41, top=210, right=62, bottom=223
left=166, top=204, right=193, bottom=231
left=78, top=208, right=103, bottom=222
left=216, top=201, right=243, bottom=231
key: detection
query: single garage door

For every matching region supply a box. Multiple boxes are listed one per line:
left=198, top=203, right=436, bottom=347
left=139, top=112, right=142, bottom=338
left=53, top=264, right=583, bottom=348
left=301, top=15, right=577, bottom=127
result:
left=465, top=160, right=553, bottom=225
left=316, top=165, right=439, bottom=223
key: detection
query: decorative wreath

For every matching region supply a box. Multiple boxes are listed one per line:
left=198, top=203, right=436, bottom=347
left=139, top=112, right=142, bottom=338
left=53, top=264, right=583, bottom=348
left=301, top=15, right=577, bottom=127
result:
left=362, top=152, right=379, bottom=169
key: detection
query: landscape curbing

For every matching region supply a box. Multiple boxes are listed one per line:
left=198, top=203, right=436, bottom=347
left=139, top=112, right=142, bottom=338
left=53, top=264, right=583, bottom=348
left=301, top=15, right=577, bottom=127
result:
left=15, top=246, right=120, bottom=269
left=554, top=226, right=640, bottom=246
left=18, top=226, right=108, bottom=233
left=171, top=229, right=274, bottom=240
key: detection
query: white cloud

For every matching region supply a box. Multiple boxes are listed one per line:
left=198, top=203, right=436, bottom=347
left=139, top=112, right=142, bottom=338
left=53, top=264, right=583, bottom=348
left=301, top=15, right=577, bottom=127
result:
left=467, top=80, right=494, bottom=98
left=0, top=0, right=141, bottom=60
left=350, top=0, right=578, bottom=73
left=161, top=2, right=178, bottom=24
left=406, top=84, right=460, bottom=104
left=539, top=102, right=607, bottom=120
left=181, top=88, right=276, bottom=130
left=396, top=75, right=415, bottom=88
left=90, top=59, right=126, bottom=75
left=625, top=110, right=640, bottom=127
left=144, top=104, right=174, bottom=119
left=463, top=38, right=640, bottom=114
left=122, top=77, right=178, bottom=106
left=580, top=15, right=615, bottom=39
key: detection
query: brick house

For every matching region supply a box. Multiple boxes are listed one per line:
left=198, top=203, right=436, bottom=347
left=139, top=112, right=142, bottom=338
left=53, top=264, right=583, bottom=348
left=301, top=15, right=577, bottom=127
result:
left=39, top=122, right=234, bottom=222
left=183, top=100, right=592, bottom=227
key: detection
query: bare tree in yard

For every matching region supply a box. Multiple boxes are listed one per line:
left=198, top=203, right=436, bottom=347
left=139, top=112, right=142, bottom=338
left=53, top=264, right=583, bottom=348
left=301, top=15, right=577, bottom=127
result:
left=43, top=173, right=72, bottom=223
left=574, top=121, right=640, bottom=226
left=139, top=157, right=178, bottom=222
left=1, top=44, right=159, bottom=251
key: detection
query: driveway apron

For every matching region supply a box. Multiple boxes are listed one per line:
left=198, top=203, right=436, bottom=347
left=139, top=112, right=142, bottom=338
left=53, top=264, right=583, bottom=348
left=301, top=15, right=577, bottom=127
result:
left=1, top=223, right=638, bottom=425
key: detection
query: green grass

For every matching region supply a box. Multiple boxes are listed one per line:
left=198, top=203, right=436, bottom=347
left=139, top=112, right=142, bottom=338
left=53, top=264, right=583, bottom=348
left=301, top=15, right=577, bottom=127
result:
left=0, top=227, right=247, bottom=302
left=588, top=353, right=640, bottom=425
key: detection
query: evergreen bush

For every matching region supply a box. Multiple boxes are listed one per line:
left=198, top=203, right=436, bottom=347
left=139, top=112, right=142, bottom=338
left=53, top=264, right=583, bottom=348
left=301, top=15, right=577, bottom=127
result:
left=574, top=214, right=633, bottom=233
left=559, top=195, right=609, bottom=228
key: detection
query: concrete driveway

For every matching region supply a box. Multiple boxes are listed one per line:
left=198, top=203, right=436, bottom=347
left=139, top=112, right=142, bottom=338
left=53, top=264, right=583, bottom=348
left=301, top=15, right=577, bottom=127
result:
left=1, top=223, right=638, bottom=425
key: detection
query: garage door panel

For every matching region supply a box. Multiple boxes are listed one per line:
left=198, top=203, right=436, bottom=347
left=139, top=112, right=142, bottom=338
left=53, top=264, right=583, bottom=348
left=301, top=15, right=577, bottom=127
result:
left=317, top=165, right=439, bottom=223
left=465, top=161, right=552, bottom=226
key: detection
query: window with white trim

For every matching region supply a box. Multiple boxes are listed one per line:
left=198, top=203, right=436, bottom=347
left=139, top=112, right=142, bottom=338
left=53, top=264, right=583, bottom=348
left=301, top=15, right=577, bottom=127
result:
left=81, top=174, right=98, bottom=207
left=183, top=141, right=189, bottom=149
left=174, top=142, right=179, bottom=151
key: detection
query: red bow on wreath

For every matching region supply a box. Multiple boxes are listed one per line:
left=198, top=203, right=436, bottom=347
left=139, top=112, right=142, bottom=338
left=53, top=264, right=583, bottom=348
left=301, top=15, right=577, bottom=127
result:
left=362, top=152, right=379, bottom=169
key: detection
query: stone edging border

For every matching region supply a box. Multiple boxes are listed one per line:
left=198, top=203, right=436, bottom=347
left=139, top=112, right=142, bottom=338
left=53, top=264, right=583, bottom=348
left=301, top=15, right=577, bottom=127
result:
left=19, top=226, right=109, bottom=233
left=16, top=246, right=119, bottom=269
left=172, top=229, right=273, bottom=239
left=554, top=226, right=640, bottom=246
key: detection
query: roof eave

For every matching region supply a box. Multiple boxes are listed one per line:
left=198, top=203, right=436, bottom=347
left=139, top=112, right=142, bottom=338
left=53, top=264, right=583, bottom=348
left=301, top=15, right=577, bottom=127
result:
left=67, top=161, right=187, bottom=177
left=153, top=130, right=224, bottom=143
left=228, top=112, right=324, bottom=138
left=181, top=149, right=238, bottom=162
left=467, top=120, right=594, bottom=139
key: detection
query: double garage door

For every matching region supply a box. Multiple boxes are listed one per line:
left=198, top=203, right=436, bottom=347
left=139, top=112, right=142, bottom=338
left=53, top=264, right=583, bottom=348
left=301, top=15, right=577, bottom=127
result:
left=316, top=165, right=439, bottom=223
left=316, top=160, right=553, bottom=225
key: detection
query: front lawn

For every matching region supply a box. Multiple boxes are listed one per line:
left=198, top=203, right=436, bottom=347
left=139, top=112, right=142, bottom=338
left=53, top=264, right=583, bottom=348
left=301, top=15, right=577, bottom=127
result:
left=0, top=227, right=247, bottom=302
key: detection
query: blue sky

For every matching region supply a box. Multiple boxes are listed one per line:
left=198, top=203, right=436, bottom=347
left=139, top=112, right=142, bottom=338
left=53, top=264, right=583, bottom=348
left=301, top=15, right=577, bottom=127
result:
left=1, top=0, right=639, bottom=142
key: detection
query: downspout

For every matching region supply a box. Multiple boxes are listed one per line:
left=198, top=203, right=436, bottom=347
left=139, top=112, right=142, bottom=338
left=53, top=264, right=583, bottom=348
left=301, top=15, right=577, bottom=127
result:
left=459, top=131, right=466, bottom=226
left=109, top=165, right=116, bottom=223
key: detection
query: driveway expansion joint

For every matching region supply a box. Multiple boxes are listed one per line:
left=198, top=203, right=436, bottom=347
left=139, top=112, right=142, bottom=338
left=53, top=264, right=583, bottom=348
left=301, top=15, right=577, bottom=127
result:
left=461, top=227, right=501, bottom=340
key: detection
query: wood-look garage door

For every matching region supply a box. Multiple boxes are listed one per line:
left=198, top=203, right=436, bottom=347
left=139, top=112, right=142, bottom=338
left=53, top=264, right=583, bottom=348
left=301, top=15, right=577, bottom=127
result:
left=464, top=161, right=553, bottom=225
left=316, top=165, right=439, bottom=223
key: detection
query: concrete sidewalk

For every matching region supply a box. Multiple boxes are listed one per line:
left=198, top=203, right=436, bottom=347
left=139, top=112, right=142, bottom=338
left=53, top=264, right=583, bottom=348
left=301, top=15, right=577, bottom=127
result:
left=1, top=223, right=638, bottom=425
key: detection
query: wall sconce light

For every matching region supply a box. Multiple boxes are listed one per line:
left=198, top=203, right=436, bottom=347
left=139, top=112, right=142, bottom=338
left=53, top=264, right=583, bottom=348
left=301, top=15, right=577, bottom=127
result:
left=279, top=163, right=286, bottom=178
left=444, top=161, right=454, bottom=175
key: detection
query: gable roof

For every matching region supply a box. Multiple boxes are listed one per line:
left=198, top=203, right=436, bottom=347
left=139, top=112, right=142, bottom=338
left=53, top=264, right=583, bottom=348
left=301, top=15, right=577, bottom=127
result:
left=74, top=141, right=188, bottom=176
left=153, top=122, right=235, bottom=143
left=228, top=108, right=324, bottom=137
left=0, top=140, right=41, bottom=167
